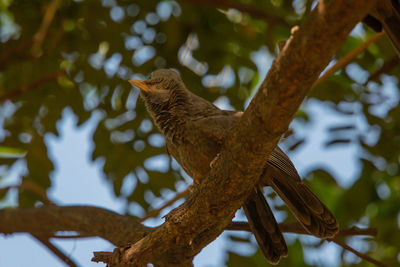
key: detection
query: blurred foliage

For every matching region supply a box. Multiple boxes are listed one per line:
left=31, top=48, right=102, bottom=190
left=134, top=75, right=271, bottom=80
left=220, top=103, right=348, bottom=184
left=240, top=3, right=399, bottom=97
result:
left=1, top=0, right=400, bottom=266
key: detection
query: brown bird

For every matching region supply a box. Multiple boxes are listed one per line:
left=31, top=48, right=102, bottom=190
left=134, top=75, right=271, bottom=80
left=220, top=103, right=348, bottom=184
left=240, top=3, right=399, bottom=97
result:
left=129, top=69, right=339, bottom=264
left=363, top=0, right=400, bottom=57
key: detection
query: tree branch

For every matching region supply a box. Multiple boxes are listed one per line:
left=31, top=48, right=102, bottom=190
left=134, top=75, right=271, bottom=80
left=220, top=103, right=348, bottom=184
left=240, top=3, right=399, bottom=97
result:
left=0, top=180, right=53, bottom=204
left=0, top=70, right=66, bottom=102
left=0, top=39, right=33, bottom=71
left=0, top=0, right=61, bottom=72
left=330, top=238, right=387, bottom=267
left=226, top=221, right=378, bottom=237
left=32, top=0, right=61, bottom=57
left=0, top=205, right=151, bottom=247
left=98, top=1, right=377, bottom=266
left=312, top=31, right=385, bottom=89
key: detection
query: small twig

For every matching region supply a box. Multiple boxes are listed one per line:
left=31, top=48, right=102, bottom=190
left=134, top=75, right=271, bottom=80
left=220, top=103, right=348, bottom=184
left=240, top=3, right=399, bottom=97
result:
left=330, top=238, right=387, bottom=267
left=20, top=180, right=53, bottom=204
left=92, top=251, right=113, bottom=264
left=32, top=0, right=61, bottom=57
left=139, top=188, right=190, bottom=222
left=0, top=70, right=66, bottom=101
left=227, top=221, right=377, bottom=237
left=337, top=226, right=377, bottom=237
left=312, top=32, right=385, bottom=90
left=32, top=234, right=78, bottom=267
left=0, top=39, right=33, bottom=70
left=226, top=221, right=250, bottom=231
left=277, top=40, right=287, bottom=52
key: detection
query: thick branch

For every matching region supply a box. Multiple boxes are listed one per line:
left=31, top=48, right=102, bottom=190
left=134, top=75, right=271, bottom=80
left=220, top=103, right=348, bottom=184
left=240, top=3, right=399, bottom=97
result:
left=0, top=205, right=151, bottom=247
left=104, top=1, right=377, bottom=266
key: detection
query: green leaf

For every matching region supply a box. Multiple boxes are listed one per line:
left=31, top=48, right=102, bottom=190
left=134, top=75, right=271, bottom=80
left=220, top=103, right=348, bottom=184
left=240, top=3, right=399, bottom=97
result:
left=0, top=146, right=26, bottom=158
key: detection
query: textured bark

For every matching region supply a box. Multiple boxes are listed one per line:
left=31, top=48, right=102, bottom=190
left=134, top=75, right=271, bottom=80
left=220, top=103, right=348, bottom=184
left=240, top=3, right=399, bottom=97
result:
left=0, top=206, right=151, bottom=247
left=100, top=1, right=377, bottom=266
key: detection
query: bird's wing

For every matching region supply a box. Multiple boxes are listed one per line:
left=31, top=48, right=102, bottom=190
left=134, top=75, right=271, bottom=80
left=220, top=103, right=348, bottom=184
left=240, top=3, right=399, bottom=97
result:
left=268, top=146, right=301, bottom=182
left=186, top=113, right=240, bottom=144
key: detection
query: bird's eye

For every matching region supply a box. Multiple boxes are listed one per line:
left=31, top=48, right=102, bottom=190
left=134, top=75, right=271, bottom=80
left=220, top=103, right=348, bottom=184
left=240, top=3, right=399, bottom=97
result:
left=156, top=86, right=161, bottom=90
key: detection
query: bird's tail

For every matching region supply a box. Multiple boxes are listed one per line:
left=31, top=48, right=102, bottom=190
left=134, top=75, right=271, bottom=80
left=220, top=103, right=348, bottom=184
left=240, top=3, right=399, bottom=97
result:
left=243, top=188, right=288, bottom=264
left=267, top=167, right=339, bottom=238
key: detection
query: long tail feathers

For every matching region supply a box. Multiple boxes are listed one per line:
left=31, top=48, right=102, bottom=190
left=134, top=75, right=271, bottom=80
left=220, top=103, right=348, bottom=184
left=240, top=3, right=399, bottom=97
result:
left=268, top=168, right=339, bottom=238
left=243, top=188, right=288, bottom=264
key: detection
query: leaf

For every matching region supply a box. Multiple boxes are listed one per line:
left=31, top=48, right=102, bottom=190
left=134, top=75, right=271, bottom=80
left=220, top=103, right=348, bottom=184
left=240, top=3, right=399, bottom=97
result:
left=0, top=146, right=26, bottom=158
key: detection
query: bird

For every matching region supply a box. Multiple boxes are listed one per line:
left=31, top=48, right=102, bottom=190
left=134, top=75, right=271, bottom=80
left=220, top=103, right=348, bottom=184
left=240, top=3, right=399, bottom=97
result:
left=129, top=69, right=339, bottom=264
left=363, top=0, right=400, bottom=57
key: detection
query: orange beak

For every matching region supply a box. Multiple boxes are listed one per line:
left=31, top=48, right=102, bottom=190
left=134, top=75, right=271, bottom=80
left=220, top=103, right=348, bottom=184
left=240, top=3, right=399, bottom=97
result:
left=129, top=80, right=151, bottom=92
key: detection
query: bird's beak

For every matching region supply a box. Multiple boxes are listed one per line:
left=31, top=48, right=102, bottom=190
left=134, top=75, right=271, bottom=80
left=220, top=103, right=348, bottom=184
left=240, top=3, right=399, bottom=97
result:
left=129, top=80, right=151, bottom=92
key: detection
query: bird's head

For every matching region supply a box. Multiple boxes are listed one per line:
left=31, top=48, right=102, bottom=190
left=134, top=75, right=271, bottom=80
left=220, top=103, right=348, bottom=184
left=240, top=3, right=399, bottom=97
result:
left=129, top=69, right=188, bottom=109
left=129, top=69, right=190, bottom=136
